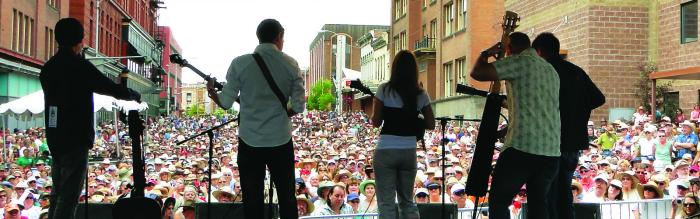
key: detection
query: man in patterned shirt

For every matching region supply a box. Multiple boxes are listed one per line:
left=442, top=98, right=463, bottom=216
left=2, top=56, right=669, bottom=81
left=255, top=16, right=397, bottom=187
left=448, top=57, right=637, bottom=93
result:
left=470, top=32, right=561, bottom=219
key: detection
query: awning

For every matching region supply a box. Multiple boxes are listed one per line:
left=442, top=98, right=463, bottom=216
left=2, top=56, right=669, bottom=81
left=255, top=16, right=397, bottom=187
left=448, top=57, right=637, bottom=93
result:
left=0, top=90, right=148, bottom=114
left=649, top=67, right=700, bottom=80
left=342, top=68, right=362, bottom=80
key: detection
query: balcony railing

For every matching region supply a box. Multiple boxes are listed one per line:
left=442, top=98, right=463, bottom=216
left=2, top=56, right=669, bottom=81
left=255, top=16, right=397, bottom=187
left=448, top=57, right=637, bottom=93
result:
left=414, top=36, right=436, bottom=52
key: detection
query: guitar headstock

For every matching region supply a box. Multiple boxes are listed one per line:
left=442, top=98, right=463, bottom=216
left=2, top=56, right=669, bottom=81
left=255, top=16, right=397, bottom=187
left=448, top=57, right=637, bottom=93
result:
left=502, top=11, right=520, bottom=35
left=349, top=80, right=374, bottom=97
left=169, top=54, right=188, bottom=66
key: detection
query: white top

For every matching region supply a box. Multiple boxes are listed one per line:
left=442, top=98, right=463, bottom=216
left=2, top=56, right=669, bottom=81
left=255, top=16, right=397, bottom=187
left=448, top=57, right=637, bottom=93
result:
left=638, top=137, right=655, bottom=157
left=216, top=44, right=305, bottom=147
left=376, top=83, right=431, bottom=150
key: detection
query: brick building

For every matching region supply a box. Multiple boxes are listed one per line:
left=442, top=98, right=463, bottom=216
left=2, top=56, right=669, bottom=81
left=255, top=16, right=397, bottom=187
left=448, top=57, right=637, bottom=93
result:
left=308, top=24, right=389, bottom=112
left=70, top=0, right=165, bottom=117
left=390, top=0, right=504, bottom=119
left=158, top=26, right=183, bottom=116
left=0, top=0, right=69, bottom=128
left=507, top=0, right=700, bottom=122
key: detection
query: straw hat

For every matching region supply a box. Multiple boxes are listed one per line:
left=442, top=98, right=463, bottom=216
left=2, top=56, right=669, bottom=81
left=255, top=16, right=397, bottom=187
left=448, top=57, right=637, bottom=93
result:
left=296, top=159, right=317, bottom=169
left=571, top=180, right=584, bottom=194
left=212, top=187, right=235, bottom=201
left=296, top=195, right=314, bottom=213
left=642, top=183, right=663, bottom=198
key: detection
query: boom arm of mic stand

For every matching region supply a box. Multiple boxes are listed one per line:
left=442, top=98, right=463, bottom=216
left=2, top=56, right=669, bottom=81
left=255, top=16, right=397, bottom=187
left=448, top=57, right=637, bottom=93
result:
left=176, top=117, right=238, bottom=146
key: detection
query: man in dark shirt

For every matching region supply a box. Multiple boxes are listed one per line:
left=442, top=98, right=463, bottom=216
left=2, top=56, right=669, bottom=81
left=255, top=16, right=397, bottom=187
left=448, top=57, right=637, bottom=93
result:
left=40, top=18, right=140, bottom=219
left=533, top=32, right=605, bottom=219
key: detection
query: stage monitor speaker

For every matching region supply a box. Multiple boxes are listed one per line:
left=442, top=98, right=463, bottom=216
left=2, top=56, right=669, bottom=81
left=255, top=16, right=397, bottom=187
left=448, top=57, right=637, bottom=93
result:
left=195, top=202, right=278, bottom=219
left=76, top=203, right=114, bottom=219
left=417, top=203, right=458, bottom=219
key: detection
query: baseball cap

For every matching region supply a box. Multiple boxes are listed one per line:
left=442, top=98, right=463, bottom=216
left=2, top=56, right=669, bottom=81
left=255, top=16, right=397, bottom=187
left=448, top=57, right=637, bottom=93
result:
left=347, top=193, right=359, bottom=201
left=678, top=180, right=691, bottom=189
left=609, top=179, right=623, bottom=189
left=594, top=174, right=609, bottom=184
left=415, top=188, right=429, bottom=196
left=450, top=183, right=465, bottom=195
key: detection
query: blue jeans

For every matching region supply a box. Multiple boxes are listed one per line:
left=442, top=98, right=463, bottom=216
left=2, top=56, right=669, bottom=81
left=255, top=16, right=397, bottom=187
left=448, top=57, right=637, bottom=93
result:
left=488, top=148, right=559, bottom=219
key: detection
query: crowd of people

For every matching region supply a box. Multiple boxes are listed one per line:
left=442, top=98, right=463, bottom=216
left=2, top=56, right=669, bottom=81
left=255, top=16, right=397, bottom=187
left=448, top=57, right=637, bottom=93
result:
left=0, top=105, right=700, bottom=218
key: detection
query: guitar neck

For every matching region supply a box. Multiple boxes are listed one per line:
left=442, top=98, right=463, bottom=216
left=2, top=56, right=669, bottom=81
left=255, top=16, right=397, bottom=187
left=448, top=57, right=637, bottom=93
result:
left=185, top=63, right=224, bottom=90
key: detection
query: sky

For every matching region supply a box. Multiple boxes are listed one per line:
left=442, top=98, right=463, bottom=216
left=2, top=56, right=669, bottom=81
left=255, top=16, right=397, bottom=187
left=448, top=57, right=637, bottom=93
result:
left=159, top=0, right=391, bottom=84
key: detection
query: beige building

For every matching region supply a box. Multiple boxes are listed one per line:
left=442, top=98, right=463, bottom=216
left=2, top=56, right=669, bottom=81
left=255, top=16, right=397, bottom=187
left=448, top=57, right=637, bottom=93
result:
left=181, top=82, right=219, bottom=114
left=355, top=29, right=390, bottom=113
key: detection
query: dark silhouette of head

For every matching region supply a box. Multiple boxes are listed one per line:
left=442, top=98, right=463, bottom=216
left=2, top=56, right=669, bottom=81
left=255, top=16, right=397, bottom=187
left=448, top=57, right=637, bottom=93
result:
left=55, top=18, right=84, bottom=47
left=507, top=32, right=530, bottom=55
left=532, top=32, right=560, bottom=59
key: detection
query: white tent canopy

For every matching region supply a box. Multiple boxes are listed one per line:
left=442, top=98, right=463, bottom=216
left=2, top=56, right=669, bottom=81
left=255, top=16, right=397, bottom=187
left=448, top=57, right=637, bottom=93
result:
left=0, top=90, right=148, bottom=115
left=343, top=68, right=362, bottom=81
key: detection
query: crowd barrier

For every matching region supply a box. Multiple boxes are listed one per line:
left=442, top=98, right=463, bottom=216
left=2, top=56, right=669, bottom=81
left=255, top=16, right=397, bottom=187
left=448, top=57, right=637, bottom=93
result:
left=597, top=198, right=672, bottom=219
left=73, top=198, right=672, bottom=218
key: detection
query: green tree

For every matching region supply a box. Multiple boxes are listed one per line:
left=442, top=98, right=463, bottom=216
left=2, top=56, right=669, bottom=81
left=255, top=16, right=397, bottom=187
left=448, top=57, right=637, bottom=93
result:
left=307, top=80, right=336, bottom=111
left=635, top=63, right=675, bottom=119
left=185, top=105, right=205, bottom=117
left=213, top=108, right=227, bottom=118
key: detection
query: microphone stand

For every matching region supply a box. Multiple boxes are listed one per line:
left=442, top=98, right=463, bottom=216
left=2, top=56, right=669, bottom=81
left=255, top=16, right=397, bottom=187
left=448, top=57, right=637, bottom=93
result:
left=435, top=117, right=481, bottom=219
left=176, top=118, right=237, bottom=219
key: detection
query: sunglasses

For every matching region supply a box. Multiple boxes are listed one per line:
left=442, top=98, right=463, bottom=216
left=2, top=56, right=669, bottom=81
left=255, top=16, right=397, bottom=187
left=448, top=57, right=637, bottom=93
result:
left=685, top=203, right=697, bottom=207
left=427, top=186, right=441, bottom=190
left=453, top=190, right=466, bottom=196
left=416, top=194, right=428, bottom=198
left=655, top=181, right=666, bottom=186
left=349, top=200, right=360, bottom=203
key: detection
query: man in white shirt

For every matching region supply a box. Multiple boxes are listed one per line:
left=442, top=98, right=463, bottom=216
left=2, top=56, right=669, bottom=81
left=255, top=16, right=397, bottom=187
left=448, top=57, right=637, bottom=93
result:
left=208, top=19, right=305, bottom=219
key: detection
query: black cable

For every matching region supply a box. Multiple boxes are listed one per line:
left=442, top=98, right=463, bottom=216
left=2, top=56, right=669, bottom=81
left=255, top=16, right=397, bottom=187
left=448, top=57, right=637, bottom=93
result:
left=360, top=193, right=375, bottom=219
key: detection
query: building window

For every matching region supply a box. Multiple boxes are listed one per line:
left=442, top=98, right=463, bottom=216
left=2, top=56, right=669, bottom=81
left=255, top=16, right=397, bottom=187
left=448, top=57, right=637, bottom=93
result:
left=12, top=9, right=35, bottom=56
left=430, top=19, right=438, bottom=39
left=681, top=0, right=698, bottom=43
left=48, top=0, right=59, bottom=9
left=395, top=0, right=406, bottom=20
left=443, top=3, right=454, bottom=37
left=400, top=31, right=407, bottom=51
left=456, top=58, right=467, bottom=86
left=457, top=0, right=467, bottom=30
left=444, top=62, right=453, bottom=97
left=44, top=27, right=57, bottom=60
left=393, top=35, right=400, bottom=54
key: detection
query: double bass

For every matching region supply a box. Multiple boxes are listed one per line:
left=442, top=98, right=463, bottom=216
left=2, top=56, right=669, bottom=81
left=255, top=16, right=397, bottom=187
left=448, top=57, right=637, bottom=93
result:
left=463, top=11, right=519, bottom=198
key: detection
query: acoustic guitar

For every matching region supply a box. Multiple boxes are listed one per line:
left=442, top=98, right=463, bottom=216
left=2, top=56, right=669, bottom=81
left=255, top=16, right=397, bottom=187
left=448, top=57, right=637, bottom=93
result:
left=463, top=11, right=519, bottom=198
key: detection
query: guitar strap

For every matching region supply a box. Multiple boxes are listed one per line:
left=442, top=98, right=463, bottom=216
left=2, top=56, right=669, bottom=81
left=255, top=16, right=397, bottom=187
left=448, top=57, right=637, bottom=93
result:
left=252, top=53, right=288, bottom=113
